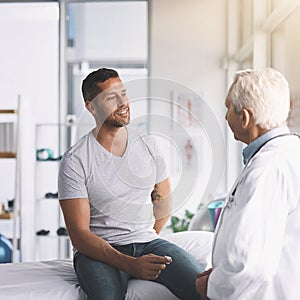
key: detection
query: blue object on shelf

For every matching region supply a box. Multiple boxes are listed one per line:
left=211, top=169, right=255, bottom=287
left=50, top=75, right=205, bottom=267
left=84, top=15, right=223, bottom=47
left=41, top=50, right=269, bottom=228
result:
left=0, top=234, right=13, bottom=263
left=36, top=148, right=54, bottom=161
left=36, top=148, right=62, bottom=161
left=207, top=200, right=225, bottom=230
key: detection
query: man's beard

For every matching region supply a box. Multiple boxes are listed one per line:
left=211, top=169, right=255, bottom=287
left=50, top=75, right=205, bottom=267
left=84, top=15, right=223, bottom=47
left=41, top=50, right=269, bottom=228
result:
left=103, top=113, right=130, bottom=127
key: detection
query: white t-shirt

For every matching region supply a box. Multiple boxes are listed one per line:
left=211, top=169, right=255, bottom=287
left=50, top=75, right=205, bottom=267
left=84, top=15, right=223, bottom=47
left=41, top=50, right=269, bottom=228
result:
left=58, top=126, right=168, bottom=246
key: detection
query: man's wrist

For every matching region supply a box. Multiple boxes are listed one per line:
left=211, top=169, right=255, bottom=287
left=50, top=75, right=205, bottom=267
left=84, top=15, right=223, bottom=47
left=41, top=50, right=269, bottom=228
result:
left=117, top=252, right=136, bottom=274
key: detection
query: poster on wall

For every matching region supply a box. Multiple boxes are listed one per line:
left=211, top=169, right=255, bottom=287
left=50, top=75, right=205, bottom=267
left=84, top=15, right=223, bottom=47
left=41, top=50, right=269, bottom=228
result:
left=170, top=91, right=204, bottom=177
left=172, top=92, right=202, bottom=128
left=170, top=134, right=203, bottom=175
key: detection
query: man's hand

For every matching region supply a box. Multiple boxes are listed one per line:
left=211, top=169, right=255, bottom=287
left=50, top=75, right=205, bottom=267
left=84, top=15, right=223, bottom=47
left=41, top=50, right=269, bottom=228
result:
left=128, top=254, right=172, bottom=280
left=195, top=268, right=212, bottom=300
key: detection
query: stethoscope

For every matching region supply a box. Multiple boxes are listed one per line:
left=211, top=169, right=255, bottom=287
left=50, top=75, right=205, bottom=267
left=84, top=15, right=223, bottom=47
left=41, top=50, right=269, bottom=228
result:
left=225, top=132, right=300, bottom=210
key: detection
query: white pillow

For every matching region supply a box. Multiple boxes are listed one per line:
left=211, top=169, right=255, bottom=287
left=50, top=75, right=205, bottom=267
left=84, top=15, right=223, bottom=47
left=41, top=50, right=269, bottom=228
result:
left=163, top=230, right=213, bottom=269
left=126, top=231, right=214, bottom=300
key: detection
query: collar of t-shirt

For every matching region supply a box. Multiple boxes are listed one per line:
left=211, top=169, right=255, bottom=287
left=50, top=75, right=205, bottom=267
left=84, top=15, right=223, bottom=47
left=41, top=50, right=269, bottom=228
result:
left=242, top=125, right=290, bottom=165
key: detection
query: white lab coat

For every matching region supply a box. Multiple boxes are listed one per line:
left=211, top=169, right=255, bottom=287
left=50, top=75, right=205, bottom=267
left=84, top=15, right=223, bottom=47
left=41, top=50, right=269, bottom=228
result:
left=208, top=135, right=300, bottom=300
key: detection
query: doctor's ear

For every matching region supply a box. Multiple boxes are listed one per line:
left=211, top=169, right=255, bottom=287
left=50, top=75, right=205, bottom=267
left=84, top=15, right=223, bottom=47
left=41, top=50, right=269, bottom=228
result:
left=241, top=108, right=252, bottom=128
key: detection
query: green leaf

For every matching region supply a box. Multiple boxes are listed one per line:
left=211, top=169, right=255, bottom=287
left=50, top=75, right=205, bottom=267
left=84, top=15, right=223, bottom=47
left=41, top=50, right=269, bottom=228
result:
left=185, top=210, right=195, bottom=219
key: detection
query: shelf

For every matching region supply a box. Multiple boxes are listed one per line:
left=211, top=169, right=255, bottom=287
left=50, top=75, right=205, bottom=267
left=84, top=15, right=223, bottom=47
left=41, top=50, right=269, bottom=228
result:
left=36, top=235, right=69, bottom=240
left=37, top=197, right=58, bottom=201
left=0, top=212, right=14, bottom=219
left=36, top=159, right=61, bottom=162
left=0, top=151, right=17, bottom=158
left=34, top=122, right=71, bottom=261
left=0, top=109, right=17, bottom=114
left=0, top=110, right=18, bottom=123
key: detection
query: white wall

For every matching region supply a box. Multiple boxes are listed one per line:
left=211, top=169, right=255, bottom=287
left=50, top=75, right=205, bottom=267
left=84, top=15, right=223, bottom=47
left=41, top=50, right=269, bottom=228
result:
left=150, top=0, right=227, bottom=119
left=0, top=3, right=59, bottom=262
left=0, top=4, right=59, bottom=122
left=149, top=0, right=228, bottom=218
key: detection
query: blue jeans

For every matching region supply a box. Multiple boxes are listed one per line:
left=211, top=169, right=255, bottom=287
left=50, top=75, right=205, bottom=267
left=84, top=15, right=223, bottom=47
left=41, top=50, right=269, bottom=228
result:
left=74, top=238, right=204, bottom=300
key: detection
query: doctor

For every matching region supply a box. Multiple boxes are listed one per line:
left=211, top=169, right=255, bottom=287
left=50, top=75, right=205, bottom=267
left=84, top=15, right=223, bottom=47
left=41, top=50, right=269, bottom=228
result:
left=195, top=67, right=300, bottom=299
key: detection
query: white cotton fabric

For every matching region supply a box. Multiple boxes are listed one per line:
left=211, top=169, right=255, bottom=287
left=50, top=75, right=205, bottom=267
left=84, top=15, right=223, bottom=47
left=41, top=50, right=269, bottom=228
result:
left=58, top=126, right=168, bottom=246
left=208, top=135, right=300, bottom=300
left=0, top=231, right=214, bottom=300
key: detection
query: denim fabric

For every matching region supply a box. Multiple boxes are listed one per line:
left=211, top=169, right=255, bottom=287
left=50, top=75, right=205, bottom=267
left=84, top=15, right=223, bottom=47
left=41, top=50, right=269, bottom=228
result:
left=74, top=238, right=204, bottom=300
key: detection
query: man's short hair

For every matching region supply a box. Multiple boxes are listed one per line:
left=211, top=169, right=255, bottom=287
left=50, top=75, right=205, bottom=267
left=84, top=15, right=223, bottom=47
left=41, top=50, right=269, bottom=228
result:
left=81, top=68, right=119, bottom=102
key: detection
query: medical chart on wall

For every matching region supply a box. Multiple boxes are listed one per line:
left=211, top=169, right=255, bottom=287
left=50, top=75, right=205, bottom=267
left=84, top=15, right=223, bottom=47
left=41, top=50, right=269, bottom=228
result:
left=170, top=91, right=204, bottom=176
left=172, top=92, right=202, bottom=128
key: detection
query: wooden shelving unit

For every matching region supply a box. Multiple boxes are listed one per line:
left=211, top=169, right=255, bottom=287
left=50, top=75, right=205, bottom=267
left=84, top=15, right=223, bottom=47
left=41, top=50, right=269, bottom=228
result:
left=0, top=104, right=21, bottom=262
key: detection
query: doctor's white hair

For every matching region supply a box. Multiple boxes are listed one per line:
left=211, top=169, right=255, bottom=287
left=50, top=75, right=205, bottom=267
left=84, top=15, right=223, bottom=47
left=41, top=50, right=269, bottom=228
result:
left=229, top=67, right=290, bottom=130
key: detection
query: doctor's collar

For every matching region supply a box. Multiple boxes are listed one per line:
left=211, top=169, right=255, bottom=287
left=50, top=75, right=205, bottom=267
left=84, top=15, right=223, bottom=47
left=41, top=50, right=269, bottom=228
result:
left=242, top=125, right=290, bottom=165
